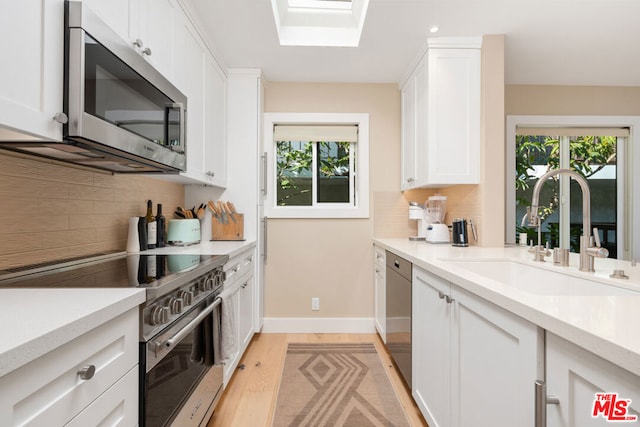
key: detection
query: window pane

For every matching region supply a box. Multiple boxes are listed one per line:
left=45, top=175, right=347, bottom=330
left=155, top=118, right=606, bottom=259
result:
left=276, top=141, right=312, bottom=206
left=569, top=135, right=617, bottom=258
left=317, top=141, right=351, bottom=203
left=515, top=134, right=618, bottom=256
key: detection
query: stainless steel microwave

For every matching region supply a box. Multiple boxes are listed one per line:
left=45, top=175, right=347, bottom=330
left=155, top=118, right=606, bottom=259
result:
left=0, top=1, right=187, bottom=173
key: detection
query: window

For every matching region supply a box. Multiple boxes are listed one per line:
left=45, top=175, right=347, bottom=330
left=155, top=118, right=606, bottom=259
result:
left=264, top=113, right=369, bottom=218
left=506, top=115, right=640, bottom=260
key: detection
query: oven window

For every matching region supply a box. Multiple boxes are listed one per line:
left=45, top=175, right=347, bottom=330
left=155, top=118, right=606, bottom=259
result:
left=144, top=320, right=212, bottom=426
left=83, top=34, right=176, bottom=147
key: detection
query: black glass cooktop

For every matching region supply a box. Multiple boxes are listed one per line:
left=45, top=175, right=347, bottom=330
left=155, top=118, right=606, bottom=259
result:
left=0, top=253, right=226, bottom=293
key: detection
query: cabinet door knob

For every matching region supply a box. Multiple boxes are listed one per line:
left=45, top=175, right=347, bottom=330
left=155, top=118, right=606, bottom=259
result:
left=78, top=364, right=96, bottom=380
left=133, top=38, right=144, bottom=48
left=52, top=112, right=68, bottom=124
left=438, top=291, right=446, bottom=300
left=142, top=47, right=152, bottom=56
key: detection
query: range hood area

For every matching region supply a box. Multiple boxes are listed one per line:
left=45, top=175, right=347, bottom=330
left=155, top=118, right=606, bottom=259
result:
left=0, top=135, right=182, bottom=173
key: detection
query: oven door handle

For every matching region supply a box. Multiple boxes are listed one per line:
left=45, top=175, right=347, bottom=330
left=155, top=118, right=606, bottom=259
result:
left=157, top=297, right=222, bottom=353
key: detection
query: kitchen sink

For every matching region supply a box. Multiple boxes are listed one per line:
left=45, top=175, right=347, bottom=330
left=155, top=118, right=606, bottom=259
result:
left=443, top=260, right=637, bottom=296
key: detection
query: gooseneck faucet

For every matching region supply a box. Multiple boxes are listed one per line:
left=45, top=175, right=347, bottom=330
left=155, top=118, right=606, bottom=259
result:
left=528, top=168, right=608, bottom=272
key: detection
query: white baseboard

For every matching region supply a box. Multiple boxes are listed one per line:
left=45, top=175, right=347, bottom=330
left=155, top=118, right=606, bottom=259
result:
left=261, top=317, right=376, bottom=333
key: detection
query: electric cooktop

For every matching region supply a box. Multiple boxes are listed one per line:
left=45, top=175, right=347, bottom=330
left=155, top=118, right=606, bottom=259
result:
left=0, top=252, right=228, bottom=300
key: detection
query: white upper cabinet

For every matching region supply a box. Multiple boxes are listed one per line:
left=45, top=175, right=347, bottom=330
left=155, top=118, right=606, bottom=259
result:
left=203, top=56, right=227, bottom=187
left=86, top=0, right=177, bottom=81
left=0, top=0, right=65, bottom=141
left=167, top=15, right=227, bottom=187
left=133, top=0, right=177, bottom=80
left=400, top=38, right=481, bottom=189
left=82, top=0, right=134, bottom=43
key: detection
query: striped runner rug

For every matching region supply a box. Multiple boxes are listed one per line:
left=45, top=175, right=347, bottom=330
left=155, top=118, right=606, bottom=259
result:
left=272, top=343, right=410, bottom=427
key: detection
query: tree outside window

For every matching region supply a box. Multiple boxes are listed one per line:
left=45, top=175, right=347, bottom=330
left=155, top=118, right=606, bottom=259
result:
left=515, top=134, right=617, bottom=253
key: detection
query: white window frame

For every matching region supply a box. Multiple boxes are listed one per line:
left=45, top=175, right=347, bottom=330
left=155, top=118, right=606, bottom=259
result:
left=506, top=115, right=640, bottom=260
left=263, top=112, right=369, bottom=218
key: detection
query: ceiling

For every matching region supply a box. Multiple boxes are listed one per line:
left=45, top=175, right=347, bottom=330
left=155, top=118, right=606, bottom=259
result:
left=182, top=0, right=640, bottom=86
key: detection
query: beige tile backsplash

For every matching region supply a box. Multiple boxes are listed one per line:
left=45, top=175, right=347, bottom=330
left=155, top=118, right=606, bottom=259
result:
left=373, top=186, right=481, bottom=243
left=0, top=153, right=184, bottom=270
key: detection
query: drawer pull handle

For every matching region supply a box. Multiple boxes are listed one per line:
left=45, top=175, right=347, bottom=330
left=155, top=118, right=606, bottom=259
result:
left=78, top=365, right=96, bottom=380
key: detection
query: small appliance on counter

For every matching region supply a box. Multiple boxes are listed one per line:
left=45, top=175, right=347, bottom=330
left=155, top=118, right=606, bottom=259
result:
left=408, top=201, right=426, bottom=241
left=167, top=219, right=201, bottom=246
left=424, top=195, right=450, bottom=244
left=452, top=218, right=478, bottom=247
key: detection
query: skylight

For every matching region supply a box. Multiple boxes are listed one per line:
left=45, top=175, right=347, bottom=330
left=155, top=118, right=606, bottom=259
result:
left=271, top=0, right=369, bottom=47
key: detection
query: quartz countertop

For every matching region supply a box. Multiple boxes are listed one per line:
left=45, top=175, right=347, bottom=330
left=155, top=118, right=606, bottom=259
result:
left=0, top=288, right=145, bottom=377
left=143, top=239, right=256, bottom=258
left=374, top=238, right=640, bottom=376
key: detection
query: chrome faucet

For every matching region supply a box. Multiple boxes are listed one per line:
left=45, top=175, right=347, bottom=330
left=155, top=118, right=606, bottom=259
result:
left=527, top=168, right=608, bottom=272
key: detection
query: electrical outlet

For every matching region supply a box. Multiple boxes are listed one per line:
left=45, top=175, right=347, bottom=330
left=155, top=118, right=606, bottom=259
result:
left=311, top=297, right=320, bottom=311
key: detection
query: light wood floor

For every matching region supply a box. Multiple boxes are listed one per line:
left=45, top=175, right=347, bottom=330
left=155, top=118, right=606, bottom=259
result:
left=206, top=333, right=428, bottom=427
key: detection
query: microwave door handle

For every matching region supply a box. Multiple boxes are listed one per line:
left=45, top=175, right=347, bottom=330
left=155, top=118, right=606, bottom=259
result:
left=168, top=102, right=185, bottom=153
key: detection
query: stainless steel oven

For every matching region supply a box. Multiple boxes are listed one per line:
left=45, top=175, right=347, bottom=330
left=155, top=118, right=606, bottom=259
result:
left=142, top=286, right=224, bottom=427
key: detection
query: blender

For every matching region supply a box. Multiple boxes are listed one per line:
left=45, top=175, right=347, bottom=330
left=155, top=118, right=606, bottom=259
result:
left=424, top=195, right=450, bottom=243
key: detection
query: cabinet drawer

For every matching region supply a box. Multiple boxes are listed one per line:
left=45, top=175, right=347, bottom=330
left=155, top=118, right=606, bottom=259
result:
left=0, top=308, right=139, bottom=426
left=224, top=249, right=255, bottom=284
left=65, top=366, right=138, bottom=427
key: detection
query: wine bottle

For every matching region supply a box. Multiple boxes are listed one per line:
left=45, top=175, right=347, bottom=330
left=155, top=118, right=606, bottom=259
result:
left=138, top=216, right=148, bottom=251
left=146, top=200, right=157, bottom=249
left=156, top=203, right=166, bottom=248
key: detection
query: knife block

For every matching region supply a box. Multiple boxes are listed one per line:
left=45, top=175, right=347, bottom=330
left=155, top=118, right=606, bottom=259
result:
left=211, top=213, right=244, bottom=241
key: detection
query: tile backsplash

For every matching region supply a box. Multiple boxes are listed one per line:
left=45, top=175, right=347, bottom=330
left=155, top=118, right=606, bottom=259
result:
left=0, top=153, right=184, bottom=270
left=373, top=186, right=481, bottom=243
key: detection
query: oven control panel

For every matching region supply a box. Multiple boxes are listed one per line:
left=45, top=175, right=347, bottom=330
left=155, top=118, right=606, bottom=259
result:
left=141, top=269, right=224, bottom=339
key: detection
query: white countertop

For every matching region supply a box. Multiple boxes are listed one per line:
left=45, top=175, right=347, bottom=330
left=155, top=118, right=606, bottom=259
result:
left=143, top=239, right=256, bottom=258
left=374, top=238, right=640, bottom=376
left=0, top=288, right=145, bottom=377
left=0, top=239, right=256, bottom=378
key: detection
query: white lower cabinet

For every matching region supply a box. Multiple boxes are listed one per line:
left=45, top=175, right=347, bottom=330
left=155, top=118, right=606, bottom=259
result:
left=412, top=266, right=543, bottom=427
left=0, top=308, right=139, bottom=427
left=65, top=366, right=138, bottom=427
left=374, top=245, right=386, bottom=342
left=222, top=248, right=256, bottom=385
left=412, top=267, right=451, bottom=427
left=546, top=332, right=640, bottom=427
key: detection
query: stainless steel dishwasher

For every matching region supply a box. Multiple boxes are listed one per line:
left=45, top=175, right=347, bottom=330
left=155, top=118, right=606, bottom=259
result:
left=385, top=251, right=412, bottom=388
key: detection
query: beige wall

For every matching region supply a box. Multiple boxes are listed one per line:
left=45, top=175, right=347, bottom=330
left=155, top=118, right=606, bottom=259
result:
left=432, top=35, right=506, bottom=247
left=264, top=82, right=400, bottom=318
left=0, top=153, right=184, bottom=270
left=263, top=36, right=506, bottom=318
left=506, top=85, right=640, bottom=115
